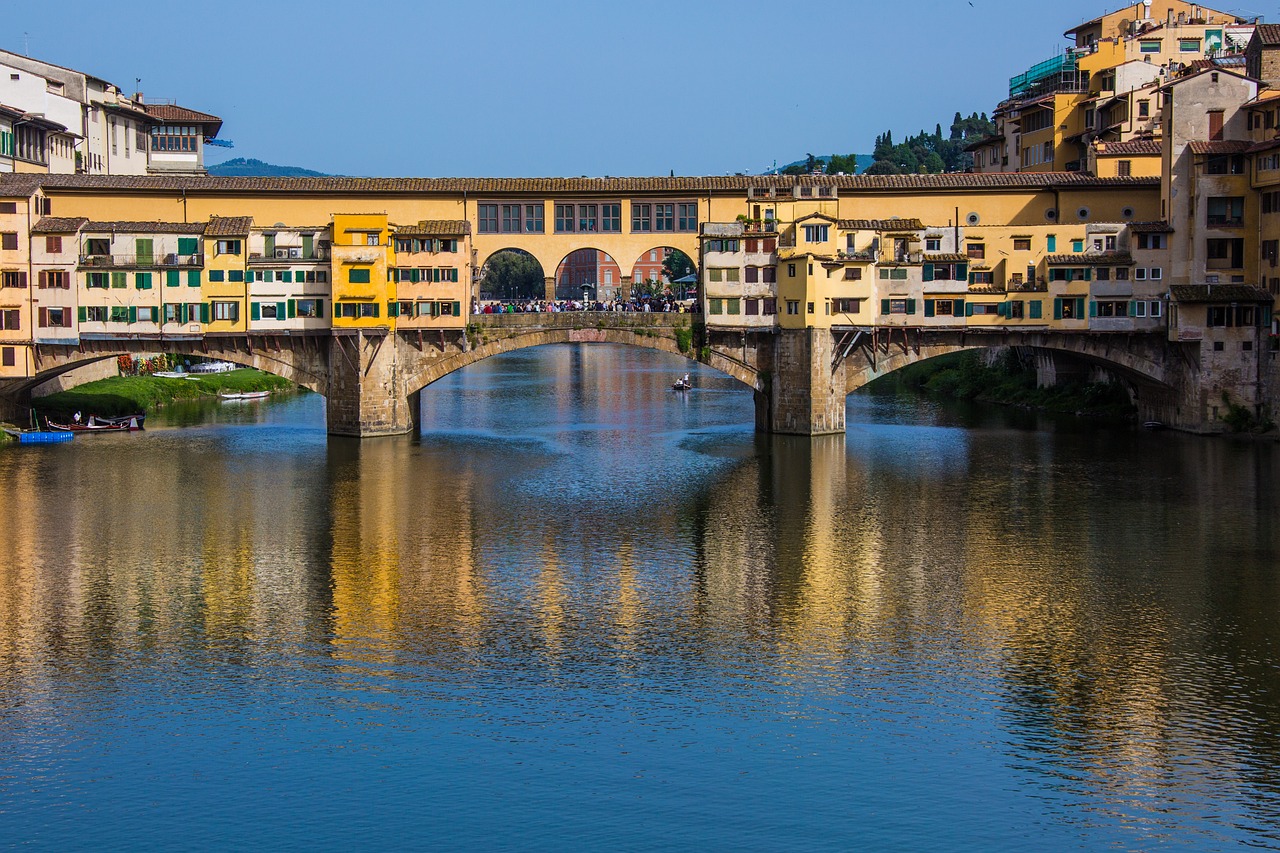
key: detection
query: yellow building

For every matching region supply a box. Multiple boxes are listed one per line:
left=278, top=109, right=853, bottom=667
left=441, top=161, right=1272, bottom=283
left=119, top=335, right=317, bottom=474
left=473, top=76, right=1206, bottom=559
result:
left=390, top=220, right=471, bottom=329
left=330, top=214, right=393, bottom=330
left=202, top=216, right=251, bottom=332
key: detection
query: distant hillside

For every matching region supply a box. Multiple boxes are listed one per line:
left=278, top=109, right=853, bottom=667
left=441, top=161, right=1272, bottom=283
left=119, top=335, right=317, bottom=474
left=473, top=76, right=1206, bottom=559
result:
left=208, top=158, right=329, bottom=177
left=768, top=155, right=873, bottom=176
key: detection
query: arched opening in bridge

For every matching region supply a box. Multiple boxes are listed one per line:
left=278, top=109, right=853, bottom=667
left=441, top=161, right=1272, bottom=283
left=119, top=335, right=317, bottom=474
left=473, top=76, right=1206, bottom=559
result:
left=478, top=248, right=546, bottom=302
left=554, top=249, right=617, bottom=302
left=631, top=247, right=697, bottom=300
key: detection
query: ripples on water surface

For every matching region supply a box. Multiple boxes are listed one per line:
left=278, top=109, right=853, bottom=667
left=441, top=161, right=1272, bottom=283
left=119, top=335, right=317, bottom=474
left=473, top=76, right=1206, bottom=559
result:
left=1, top=344, right=1279, bottom=851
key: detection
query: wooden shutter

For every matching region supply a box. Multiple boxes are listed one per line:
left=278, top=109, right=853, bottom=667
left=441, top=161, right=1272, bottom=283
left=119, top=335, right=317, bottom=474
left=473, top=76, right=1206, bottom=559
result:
left=1054, top=298, right=1063, bottom=320
left=250, top=302, right=260, bottom=321
left=955, top=263, right=967, bottom=281
left=1029, top=300, right=1042, bottom=319
left=178, top=237, right=197, bottom=256
left=287, top=299, right=296, bottom=319
left=188, top=270, right=200, bottom=287
left=200, top=303, right=211, bottom=323
left=128, top=306, right=137, bottom=324
left=62, top=309, right=72, bottom=328
left=38, top=307, right=47, bottom=327
left=388, top=302, right=399, bottom=318
left=924, top=299, right=935, bottom=317
left=78, top=306, right=86, bottom=323
left=452, top=301, right=461, bottom=316
left=1075, top=298, right=1085, bottom=318
left=315, top=299, right=324, bottom=318
left=37, top=270, right=46, bottom=289
left=905, top=299, right=916, bottom=315
left=880, top=299, right=890, bottom=315
left=276, top=301, right=286, bottom=318
left=302, top=234, right=313, bottom=258
left=965, top=302, right=974, bottom=317
left=922, top=264, right=934, bottom=282
left=167, top=269, right=179, bottom=287
left=953, top=300, right=965, bottom=316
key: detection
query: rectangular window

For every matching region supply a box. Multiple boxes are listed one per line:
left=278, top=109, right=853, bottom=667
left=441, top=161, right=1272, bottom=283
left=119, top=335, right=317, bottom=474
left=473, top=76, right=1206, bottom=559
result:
left=577, top=204, right=598, bottom=232
left=85, top=306, right=107, bottom=322
left=655, top=204, right=674, bottom=231
left=86, top=272, right=108, bottom=288
left=212, top=301, right=239, bottom=322
left=632, top=203, right=651, bottom=232
left=786, top=300, right=799, bottom=315
left=524, top=204, right=544, bottom=233
left=365, top=234, right=380, bottom=246
left=678, top=203, right=697, bottom=232
left=478, top=204, right=498, bottom=233
left=45, top=235, right=62, bottom=253
left=349, top=268, right=372, bottom=284
left=1013, top=238, right=1031, bottom=251
left=802, top=224, right=829, bottom=243
left=1206, top=197, right=1244, bottom=226
left=0, top=232, right=17, bottom=251
left=216, top=239, right=241, bottom=255
left=1117, top=160, right=1131, bottom=177
left=111, top=272, right=127, bottom=289
left=1139, top=40, right=1160, bottom=53
left=501, top=204, right=521, bottom=233
left=0, top=271, right=27, bottom=289
left=1179, top=39, right=1200, bottom=52
left=602, top=204, right=621, bottom=232
left=967, top=243, right=985, bottom=259
left=555, top=204, right=575, bottom=233
left=925, top=238, right=941, bottom=251
left=359, top=303, right=379, bottom=318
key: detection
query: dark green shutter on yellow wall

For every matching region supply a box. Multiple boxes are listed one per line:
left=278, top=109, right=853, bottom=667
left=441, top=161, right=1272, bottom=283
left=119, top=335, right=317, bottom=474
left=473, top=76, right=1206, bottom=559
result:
left=166, top=270, right=179, bottom=287
left=188, top=270, right=200, bottom=287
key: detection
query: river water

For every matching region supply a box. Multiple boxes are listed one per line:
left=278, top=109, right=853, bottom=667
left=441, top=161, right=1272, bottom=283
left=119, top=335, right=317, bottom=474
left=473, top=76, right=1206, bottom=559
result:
left=1, top=344, right=1279, bottom=851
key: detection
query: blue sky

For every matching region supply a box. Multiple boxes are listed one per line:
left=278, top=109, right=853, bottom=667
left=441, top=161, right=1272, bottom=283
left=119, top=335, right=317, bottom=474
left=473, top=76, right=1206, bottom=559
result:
left=3, top=0, right=1268, bottom=176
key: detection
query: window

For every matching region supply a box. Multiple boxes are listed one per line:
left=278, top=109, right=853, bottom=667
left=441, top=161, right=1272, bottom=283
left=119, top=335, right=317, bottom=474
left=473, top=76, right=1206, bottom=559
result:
left=761, top=267, right=775, bottom=283
left=359, top=303, right=379, bottom=318
left=0, top=232, right=17, bottom=251
left=1013, top=238, right=1031, bottom=251
left=967, top=243, right=985, bottom=259
left=843, top=268, right=862, bottom=280
left=1095, top=300, right=1128, bottom=317
left=678, top=203, right=697, bottom=232
left=501, top=204, right=521, bottom=233
left=216, top=239, right=241, bottom=255
left=577, top=204, right=598, bottom=232
left=1139, top=40, right=1160, bottom=53
left=44, top=235, right=62, bottom=253
left=971, top=271, right=994, bottom=284
left=1009, top=301, right=1024, bottom=319
left=0, top=271, right=27, bottom=289
left=349, top=268, right=371, bottom=284
left=655, top=204, right=674, bottom=231
left=631, top=203, right=651, bottom=232
left=38, top=270, right=70, bottom=289
left=151, top=125, right=199, bottom=152
left=802, top=224, right=829, bottom=243
left=0, top=309, right=19, bottom=329
left=786, top=300, right=799, bottom=315
left=602, top=204, right=621, bottom=232
left=1117, top=160, right=1131, bottom=177
left=555, top=204, right=575, bottom=233
left=296, top=299, right=322, bottom=318
left=1136, top=233, right=1166, bottom=250
left=1208, top=110, right=1224, bottom=141
left=86, top=272, right=108, bottom=288
left=1207, top=238, right=1244, bottom=269
left=1138, top=100, right=1150, bottom=118
left=109, top=306, right=129, bottom=323
left=525, top=204, right=544, bottom=233
left=478, top=204, right=498, bottom=233
left=1179, top=38, right=1200, bottom=52
left=1206, top=197, right=1244, bottom=226
left=925, top=238, right=941, bottom=252
left=833, top=298, right=860, bottom=314
left=212, top=301, right=239, bottom=322
left=0, top=347, right=12, bottom=367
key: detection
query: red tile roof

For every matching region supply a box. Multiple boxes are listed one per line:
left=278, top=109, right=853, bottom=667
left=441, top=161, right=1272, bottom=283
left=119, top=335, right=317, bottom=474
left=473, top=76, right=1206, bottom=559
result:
left=1253, top=24, right=1280, bottom=46
left=1, top=172, right=1162, bottom=196
left=393, top=220, right=471, bottom=236
left=1171, top=284, right=1272, bottom=302
left=31, top=217, right=88, bottom=233
left=143, top=104, right=223, bottom=137
left=1046, top=252, right=1133, bottom=265
left=204, top=215, right=253, bottom=236
left=1096, top=139, right=1161, bottom=156
left=838, top=218, right=924, bottom=231
left=1187, top=140, right=1253, bottom=155
left=81, top=220, right=207, bottom=234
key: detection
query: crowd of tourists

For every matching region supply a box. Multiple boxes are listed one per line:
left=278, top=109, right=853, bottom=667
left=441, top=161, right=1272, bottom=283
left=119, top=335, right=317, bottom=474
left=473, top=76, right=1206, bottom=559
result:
left=475, top=297, right=698, bottom=314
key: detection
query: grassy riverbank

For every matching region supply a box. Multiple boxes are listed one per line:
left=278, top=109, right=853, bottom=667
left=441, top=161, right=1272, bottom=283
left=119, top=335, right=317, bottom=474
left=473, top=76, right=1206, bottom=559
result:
left=34, top=369, right=294, bottom=420
left=882, top=349, right=1137, bottom=421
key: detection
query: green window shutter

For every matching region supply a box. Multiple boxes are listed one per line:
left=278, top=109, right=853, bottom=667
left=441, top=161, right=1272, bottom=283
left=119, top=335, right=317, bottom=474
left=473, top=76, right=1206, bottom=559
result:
left=905, top=299, right=916, bottom=315
left=453, top=301, right=461, bottom=316
left=78, top=306, right=86, bottom=323
left=953, top=300, right=965, bottom=315
left=263, top=270, right=274, bottom=283
left=965, top=302, right=974, bottom=317
left=1129, top=300, right=1138, bottom=317
left=166, top=269, right=179, bottom=287
left=316, top=299, right=324, bottom=318
left=251, top=302, right=261, bottom=321
left=388, top=301, right=399, bottom=318
left=287, top=299, right=296, bottom=319
left=111, top=271, right=126, bottom=288
left=208, top=270, right=224, bottom=282
left=128, top=306, right=137, bottom=323
left=1075, top=298, right=1085, bottom=318
left=1027, top=265, right=1036, bottom=283
left=264, top=235, right=275, bottom=256
left=997, top=302, right=1008, bottom=318
left=924, top=299, right=935, bottom=317
left=955, top=263, right=968, bottom=281
left=1046, top=236, right=1056, bottom=253
left=277, top=301, right=286, bottom=318
left=179, top=304, right=189, bottom=324
left=1029, top=300, right=1042, bottom=319
left=136, top=272, right=151, bottom=289
left=879, top=268, right=889, bottom=280
left=968, top=272, right=976, bottom=285
left=281, top=271, right=292, bottom=283
left=302, top=235, right=313, bottom=258
left=1054, top=298, right=1063, bottom=320
left=1084, top=268, right=1092, bottom=281
left=177, top=237, right=197, bottom=255
left=188, top=269, right=200, bottom=287
left=410, top=268, right=420, bottom=283
left=922, top=263, right=934, bottom=282
left=881, top=298, right=890, bottom=315
left=1072, top=240, right=1083, bottom=253
left=200, top=303, right=211, bottom=323
left=229, top=270, right=244, bottom=283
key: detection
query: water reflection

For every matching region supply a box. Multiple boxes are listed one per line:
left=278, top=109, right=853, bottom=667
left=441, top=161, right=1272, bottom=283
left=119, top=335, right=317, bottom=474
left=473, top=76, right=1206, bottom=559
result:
left=0, top=345, right=1278, bottom=848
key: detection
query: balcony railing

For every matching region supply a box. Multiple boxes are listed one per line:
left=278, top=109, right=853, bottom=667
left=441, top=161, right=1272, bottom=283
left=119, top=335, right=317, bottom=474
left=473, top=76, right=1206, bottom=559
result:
left=1007, top=280, right=1049, bottom=293
left=248, top=249, right=329, bottom=264
left=78, top=253, right=203, bottom=268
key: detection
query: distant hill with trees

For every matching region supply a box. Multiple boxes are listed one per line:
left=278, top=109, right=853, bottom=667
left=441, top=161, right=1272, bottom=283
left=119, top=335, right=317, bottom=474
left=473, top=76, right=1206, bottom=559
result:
left=208, top=158, right=329, bottom=177
left=864, top=112, right=996, bottom=175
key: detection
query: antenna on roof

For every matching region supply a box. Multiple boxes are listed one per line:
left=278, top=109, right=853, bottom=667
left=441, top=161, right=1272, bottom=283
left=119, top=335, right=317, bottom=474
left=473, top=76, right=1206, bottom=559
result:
left=23, top=33, right=29, bottom=55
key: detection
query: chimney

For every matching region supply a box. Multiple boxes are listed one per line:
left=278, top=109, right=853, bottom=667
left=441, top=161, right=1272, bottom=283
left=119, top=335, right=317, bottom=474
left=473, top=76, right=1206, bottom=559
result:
left=1167, top=9, right=1174, bottom=26
left=133, top=92, right=144, bottom=104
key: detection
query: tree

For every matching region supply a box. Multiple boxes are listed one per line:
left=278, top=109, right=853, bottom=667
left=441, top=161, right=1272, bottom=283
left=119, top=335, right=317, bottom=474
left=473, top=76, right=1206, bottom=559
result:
left=825, top=153, right=858, bottom=175
left=662, top=249, right=694, bottom=284
left=480, top=250, right=543, bottom=300
left=863, top=159, right=901, bottom=175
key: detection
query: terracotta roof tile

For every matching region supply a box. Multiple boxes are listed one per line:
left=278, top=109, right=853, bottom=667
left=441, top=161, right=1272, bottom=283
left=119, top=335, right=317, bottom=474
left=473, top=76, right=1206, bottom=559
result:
left=144, top=104, right=223, bottom=138
left=81, top=220, right=207, bottom=234
left=1253, top=23, right=1280, bottom=46
left=1170, top=284, right=1272, bottom=302
left=0, top=175, right=43, bottom=198
left=838, top=218, right=924, bottom=231
left=1188, top=140, right=1252, bottom=155
left=1128, top=221, right=1174, bottom=233
left=393, top=220, right=471, bottom=237
left=204, top=215, right=253, bottom=236
left=31, top=217, right=88, bottom=234
left=925, top=253, right=968, bottom=263
left=1095, top=139, right=1161, bottom=156
left=4, top=172, right=1162, bottom=195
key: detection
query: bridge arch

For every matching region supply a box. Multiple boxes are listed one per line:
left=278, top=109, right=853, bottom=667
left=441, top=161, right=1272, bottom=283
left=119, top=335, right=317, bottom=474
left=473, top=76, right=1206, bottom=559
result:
left=629, top=246, right=697, bottom=298
left=477, top=248, right=546, bottom=301
left=840, top=330, right=1177, bottom=397
left=404, top=323, right=761, bottom=399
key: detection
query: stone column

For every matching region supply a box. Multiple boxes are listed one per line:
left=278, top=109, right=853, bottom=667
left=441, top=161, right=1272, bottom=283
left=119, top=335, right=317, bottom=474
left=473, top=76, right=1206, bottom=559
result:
left=766, top=327, right=846, bottom=435
left=543, top=276, right=556, bottom=302
left=325, top=330, right=415, bottom=437
left=620, top=275, right=632, bottom=301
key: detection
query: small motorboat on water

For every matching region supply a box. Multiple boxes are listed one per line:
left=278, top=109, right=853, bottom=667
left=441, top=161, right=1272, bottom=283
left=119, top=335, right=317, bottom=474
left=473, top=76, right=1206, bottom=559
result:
left=219, top=391, right=270, bottom=400
left=46, top=415, right=142, bottom=432
left=672, top=376, right=692, bottom=391
left=88, top=413, right=146, bottom=427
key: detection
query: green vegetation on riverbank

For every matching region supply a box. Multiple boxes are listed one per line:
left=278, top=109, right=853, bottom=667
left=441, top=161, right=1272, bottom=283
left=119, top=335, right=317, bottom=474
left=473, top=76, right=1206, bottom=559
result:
left=35, top=369, right=294, bottom=419
left=882, top=349, right=1137, bottom=421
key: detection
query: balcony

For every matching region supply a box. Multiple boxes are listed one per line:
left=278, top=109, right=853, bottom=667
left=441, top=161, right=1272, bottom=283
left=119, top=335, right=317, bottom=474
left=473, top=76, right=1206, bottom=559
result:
left=78, top=253, right=203, bottom=268
left=1007, top=279, right=1049, bottom=293
left=248, top=248, right=329, bottom=264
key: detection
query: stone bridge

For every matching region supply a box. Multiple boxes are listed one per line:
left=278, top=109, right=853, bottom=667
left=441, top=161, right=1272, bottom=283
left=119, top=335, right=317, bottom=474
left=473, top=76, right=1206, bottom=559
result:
left=0, top=314, right=1209, bottom=435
